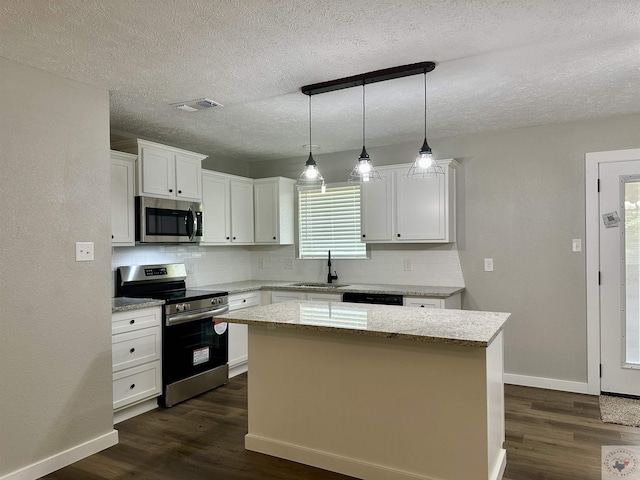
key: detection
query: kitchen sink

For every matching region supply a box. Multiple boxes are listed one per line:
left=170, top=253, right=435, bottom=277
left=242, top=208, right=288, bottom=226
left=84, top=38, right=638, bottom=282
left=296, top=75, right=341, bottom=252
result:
left=290, top=282, right=350, bottom=288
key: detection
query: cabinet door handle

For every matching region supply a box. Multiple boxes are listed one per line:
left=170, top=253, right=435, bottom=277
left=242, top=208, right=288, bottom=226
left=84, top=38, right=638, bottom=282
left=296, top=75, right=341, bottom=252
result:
left=420, top=305, right=425, bottom=308
left=362, top=234, right=366, bottom=238
left=130, top=348, right=135, bottom=353
left=130, top=384, right=136, bottom=389
left=129, top=319, right=135, bottom=325
left=273, top=236, right=276, bottom=240
left=243, top=299, right=247, bottom=303
left=169, top=189, right=173, bottom=193
left=397, top=233, right=401, bottom=237
left=233, top=236, right=236, bottom=240
left=226, top=236, right=230, bottom=240
left=112, top=234, right=114, bottom=239
left=178, top=190, right=182, bottom=194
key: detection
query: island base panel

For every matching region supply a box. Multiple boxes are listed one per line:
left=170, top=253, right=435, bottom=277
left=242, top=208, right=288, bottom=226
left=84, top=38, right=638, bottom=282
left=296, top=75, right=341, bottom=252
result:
left=245, top=326, right=505, bottom=480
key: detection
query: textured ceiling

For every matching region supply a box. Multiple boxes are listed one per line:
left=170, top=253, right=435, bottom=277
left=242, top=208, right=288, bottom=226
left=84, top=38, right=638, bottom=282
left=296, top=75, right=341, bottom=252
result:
left=2, top=0, right=640, bottom=162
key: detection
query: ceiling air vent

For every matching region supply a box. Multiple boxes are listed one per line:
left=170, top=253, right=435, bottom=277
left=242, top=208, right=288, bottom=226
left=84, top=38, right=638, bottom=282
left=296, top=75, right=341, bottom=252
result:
left=170, top=98, right=223, bottom=112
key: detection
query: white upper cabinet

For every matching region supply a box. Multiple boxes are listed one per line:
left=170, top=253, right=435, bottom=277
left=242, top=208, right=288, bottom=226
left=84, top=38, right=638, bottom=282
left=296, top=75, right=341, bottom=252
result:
left=201, top=170, right=254, bottom=245
left=201, top=171, right=231, bottom=243
left=110, top=150, right=136, bottom=246
left=230, top=178, right=255, bottom=244
left=360, top=168, right=393, bottom=241
left=253, top=177, right=295, bottom=245
left=360, top=159, right=458, bottom=243
left=111, top=139, right=206, bottom=202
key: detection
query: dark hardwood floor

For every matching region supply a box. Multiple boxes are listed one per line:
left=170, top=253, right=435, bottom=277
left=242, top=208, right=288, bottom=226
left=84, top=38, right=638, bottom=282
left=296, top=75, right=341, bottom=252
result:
left=41, top=374, right=640, bottom=480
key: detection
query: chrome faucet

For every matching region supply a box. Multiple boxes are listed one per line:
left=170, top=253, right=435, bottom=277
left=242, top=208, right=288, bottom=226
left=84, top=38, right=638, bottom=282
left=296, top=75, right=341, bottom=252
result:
left=327, top=250, right=338, bottom=283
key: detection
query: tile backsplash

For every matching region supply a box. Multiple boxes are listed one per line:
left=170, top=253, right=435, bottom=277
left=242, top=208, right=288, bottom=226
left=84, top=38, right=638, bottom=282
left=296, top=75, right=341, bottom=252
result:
left=111, top=243, right=464, bottom=295
left=111, top=244, right=252, bottom=295
left=250, top=244, right=465, bottom=287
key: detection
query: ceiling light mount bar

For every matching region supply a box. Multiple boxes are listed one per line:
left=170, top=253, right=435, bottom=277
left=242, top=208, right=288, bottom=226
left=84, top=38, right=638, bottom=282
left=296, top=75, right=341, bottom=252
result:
left=301, top=62, right=436, bottom=96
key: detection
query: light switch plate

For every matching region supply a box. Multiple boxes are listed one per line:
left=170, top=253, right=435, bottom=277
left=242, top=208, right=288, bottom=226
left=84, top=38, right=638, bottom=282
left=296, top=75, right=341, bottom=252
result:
left=484, top=258, right=494, bottom=272
left=75, top=242, right=94, bottom=262
left=572, top=239, right=582, bottom=252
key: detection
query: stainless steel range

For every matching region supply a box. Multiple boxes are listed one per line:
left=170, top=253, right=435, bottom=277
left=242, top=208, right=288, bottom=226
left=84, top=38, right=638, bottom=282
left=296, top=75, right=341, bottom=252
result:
left=115, top=263, right=229, bottom=407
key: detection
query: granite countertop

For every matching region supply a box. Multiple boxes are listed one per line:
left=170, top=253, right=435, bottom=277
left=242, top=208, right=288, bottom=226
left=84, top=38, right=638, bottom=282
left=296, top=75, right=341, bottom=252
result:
left=199, top=280, right=464, bottom=298
left=112, top=297, right=164, bottom=313
left=218, top=301, right=509, bottom=348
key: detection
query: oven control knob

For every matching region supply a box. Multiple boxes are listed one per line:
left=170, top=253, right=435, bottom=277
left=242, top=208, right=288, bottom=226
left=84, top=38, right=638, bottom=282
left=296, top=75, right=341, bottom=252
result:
left=176, top=304, right=183, bottom=312
left=185, top=303, right=191, bottom=311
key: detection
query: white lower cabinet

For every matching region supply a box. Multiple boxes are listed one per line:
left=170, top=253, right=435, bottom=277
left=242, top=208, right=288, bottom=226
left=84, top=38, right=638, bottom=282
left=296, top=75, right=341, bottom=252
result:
left=227, top=291, right=260, bottom=377
left=403, top=293, right=461, bottom=309
left=271, top=291, right=342, bottom=303
left=111, top=307, right=162, bottom=424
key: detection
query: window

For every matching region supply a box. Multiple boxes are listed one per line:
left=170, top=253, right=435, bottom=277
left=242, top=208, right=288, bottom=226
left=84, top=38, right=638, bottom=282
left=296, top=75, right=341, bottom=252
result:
left=298, top=184, right=367, bottom=259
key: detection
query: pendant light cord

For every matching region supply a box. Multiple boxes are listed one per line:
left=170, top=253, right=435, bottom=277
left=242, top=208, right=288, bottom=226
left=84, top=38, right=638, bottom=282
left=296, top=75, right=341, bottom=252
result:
left=423, top=72, right=427, bottom=139
left=362, top=83, right=366, bottom=147
left=309, top=95, right=312, bottom=154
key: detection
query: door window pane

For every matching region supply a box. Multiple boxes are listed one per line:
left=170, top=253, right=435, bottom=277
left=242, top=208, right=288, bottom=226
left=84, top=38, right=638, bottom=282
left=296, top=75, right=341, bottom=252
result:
left=625, top=181, right=640, bottom=364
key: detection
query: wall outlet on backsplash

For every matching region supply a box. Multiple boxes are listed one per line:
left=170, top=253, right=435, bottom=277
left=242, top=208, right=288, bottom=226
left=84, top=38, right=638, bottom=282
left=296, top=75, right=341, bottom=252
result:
left=403, top=259, right=412, bottom=271
left=284, top=258, right=294, bottom=269
left=258, top=259, right=265, bottom=269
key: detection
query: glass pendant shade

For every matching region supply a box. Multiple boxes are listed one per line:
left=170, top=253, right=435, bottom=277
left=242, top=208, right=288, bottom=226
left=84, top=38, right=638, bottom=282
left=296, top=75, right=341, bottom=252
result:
left=407, top=137, right=444, bottom=177
left=349, top=146, right=381, bottom=182
left=296, top=96, right=325, bottom=189
left=297, top=151, right=325, bottom=188
left=348, top=85, right=381, bottom=183
left=408, top=72, right=443, bottom=178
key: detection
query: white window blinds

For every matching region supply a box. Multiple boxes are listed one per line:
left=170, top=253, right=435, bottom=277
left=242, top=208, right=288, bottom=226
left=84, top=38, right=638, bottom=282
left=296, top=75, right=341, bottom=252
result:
left=298, top=185, right=366, bottom=259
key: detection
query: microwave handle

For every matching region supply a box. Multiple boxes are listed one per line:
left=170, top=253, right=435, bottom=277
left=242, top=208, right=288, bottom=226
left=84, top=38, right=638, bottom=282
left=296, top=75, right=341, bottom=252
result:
left=186, top=207, right=197, bottom=241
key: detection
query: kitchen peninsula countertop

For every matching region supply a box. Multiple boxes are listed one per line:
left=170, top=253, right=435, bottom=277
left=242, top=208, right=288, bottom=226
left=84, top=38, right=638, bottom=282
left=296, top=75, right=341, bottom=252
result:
left=112, top=297, right=164, bottom=313
left=199, top=280, right=464, bottom=298
left=218, top=300, right=508, bottom=347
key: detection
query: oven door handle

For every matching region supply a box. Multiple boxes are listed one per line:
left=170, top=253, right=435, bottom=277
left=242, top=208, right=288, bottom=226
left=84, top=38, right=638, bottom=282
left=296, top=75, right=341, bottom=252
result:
left=166, top=305, right=230, bottom=326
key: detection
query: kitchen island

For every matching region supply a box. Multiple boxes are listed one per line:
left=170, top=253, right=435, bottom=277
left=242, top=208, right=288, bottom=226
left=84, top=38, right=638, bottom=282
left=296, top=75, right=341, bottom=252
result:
left=218, top=301, right=510, bottom=480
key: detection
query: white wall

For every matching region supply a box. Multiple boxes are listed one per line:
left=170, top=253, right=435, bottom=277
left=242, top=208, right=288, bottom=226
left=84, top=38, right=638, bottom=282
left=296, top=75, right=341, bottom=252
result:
left=251, top=113, right=640, bottom=386
left=0, top=58, right=115, bottom=477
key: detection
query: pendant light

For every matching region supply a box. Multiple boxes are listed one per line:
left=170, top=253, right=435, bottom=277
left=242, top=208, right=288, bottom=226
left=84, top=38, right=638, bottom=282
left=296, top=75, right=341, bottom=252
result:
left=296, top=94, right=325, bottom=190
left=407, top=70, right=443, bottom=178
left=348, top=82, right=381, bottom=183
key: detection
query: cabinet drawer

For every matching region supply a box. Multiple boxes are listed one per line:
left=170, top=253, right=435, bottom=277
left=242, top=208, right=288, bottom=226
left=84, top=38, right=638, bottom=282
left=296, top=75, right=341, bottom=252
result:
left=112, top=326, right=161, bottom=372
left=112, top=308, right=160, bottom=335
left=403, top=297, right=445, bottom=309
left=229, top=291, right=260, bottom=311
left=113, top=361, right=161, bottom=410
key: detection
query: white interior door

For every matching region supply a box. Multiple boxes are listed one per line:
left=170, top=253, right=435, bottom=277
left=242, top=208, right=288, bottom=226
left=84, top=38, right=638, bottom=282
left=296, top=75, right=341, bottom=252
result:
left=600, top=159, right=640, bottom=395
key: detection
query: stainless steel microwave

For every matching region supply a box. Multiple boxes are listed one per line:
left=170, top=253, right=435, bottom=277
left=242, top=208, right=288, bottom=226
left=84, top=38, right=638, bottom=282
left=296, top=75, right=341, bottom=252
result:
left=136, top=196, right=203, bottom=243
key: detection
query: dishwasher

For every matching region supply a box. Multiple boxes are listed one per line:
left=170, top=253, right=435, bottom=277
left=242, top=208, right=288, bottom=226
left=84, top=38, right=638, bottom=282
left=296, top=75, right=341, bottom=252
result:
left=342, top=292, right=403, bottom=305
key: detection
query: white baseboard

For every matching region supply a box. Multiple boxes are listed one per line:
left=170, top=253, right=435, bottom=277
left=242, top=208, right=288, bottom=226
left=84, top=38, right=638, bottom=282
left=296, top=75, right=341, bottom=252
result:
left=229, top=360, right=248, bottom=378
left=1, top=430, right=118, bottom=480
left=504, top=373, right=591, bottom=395
left=114, top=398, right=158, bottom=424
left=246, top=434, right=446, bottom=480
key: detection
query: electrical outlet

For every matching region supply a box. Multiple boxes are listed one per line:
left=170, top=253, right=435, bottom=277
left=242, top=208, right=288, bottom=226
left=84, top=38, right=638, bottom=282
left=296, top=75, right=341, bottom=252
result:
left=258, top=258, right=265, bottom=269
left=284, top=258, right=294, bottom=269
left=75, top=242, right=94, bottom=262
left=484, top=258, right=494, bottom=272
left=404, top=259, right=412, bottom=271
